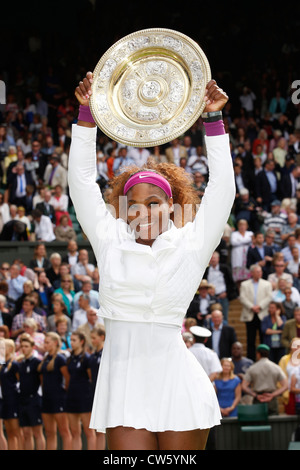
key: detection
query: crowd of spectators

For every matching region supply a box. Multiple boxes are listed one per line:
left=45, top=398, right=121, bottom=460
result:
left=1, top=8, right=300, bottom=448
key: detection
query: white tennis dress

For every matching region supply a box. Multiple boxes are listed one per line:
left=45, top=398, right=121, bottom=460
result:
left=68, top=124, right=235, bottom=433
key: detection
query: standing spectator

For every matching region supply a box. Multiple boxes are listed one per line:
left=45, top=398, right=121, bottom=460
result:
left=49, top=184, right=69, bottom=225
left=282, top=286, right=298, bottom=320
left=214, top=358, right=242, bottom=417
left=204, top=251, right=238, bottom=322
left=267, top=257, right=293, bottom=290
left=0, top=294, right=12, bottom=330
left=112, top=147, right=135, bottom=175
left=281, top=214, right=300, bottom=245
left=255, top=159, right=280, bottom=211
left=127, top=147, right=150, bottom=167
left=61, top=240, right=79, bottom=269
left=189, top=326, right=222, bottom=382
left=186, top=279, right=217, bottom=326
left=246, top=232, right=274, bottom=279
left=242, top=344, right=288, bottom=415
left=71, top=249, right=96, bottom=288
left=77, top=307, right=104, bottom=352
left=44, top=155, right=68, bottom=194
left=239, top=264, right=273, bottom=361
left=278, top=338, right=300, bottom=415
left=261, top=301, right=287, bottom=363
left=45, top=252, right=62, bottom=286
left=231, top=341, right=254, bottom=383
left=206, top=309, right=237, bottom=358
left=239, top=86, right=256, bottom=115
left=15, top=318, right=45, bottom=360
left=38, top=332, right=72, bottom=450
left=72, top=293, right=90, bottom=331
left=230, top=219, right=253, bottom=286
left=46, top=297, right=71, bottom=333
left=11, top=295, right=46, bottom=339
left=281, top=307, right=300, bottom=351
left=66, top=332, right=96, bottom=450
left=263, top=200, right=287, bottom=247
left=18, top=334, right=45, bottom=450
left=164, top=138, right=187, bottom=165
left=36, top=189, right=56, bottom=225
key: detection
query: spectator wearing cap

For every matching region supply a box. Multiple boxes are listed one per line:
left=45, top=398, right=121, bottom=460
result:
left=204, top=251, right=238, bottom=323
left=186, top=279, right=217, bottom=326
left=242, top=344, right=288, bottom=415
left=188, top=326, right=222, bottom=382
left=263, top=200, right=287, bottom=247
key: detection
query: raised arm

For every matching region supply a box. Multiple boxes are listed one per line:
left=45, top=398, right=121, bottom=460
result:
left=68, top=72, right=118, bottom=256
left=191, top=81, right=235, bottom=266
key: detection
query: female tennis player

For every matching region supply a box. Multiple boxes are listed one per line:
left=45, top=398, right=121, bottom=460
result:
left=68, top=71, right=235, bottom=450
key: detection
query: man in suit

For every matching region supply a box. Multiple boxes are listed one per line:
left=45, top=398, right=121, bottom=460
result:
left=203, top=251, right=238, bottom=323
left=36, top=189, right=56, bottom=224
left=246, top=232, right=274, bottom=279
left=43, top=153, right=68, bottom=193
left=239, top=264, right=273, bottom=361
left=7, top=162, right=36, bottom=210
left=281, top=307, right=300, bottom=351
left=164, top=138, right=187, bottom=165
left=206, top=309, right=238, bottom=359
left=280, top=165, right=300, bottom=199
left=0, top=220, right=28, bottom=241
left=255, top=158, right=280, bottom=211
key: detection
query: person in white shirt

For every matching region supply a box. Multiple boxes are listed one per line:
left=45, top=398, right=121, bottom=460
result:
left=31, top=209, right=55, bottom=242
left=72, top=293, right=90, bottom=331
left=189, top=326, right=222, bottom=381
left=70, top=72, right=235, bottom=450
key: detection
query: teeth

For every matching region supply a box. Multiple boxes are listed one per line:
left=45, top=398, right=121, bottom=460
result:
left=139, top=223, right=153, bottom=228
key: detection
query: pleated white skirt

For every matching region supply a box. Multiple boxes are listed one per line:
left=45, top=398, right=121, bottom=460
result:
left=89, top=319, right=221, bottom=433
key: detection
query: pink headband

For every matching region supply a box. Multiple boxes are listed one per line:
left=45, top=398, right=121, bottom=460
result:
left=123, top=171, right=173, bottom=199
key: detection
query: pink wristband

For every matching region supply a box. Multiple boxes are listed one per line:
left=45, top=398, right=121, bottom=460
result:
left=203, top=120, right=225, bottom=136
left=78, top=105, right=95, bottom=124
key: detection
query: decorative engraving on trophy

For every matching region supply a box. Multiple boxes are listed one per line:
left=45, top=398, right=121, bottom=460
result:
left=96, top=94, right=109, bottom=114
left=190, top=61, right=203, bottom=81
left=122, top=79, right=138, bottom=100
left=127, top=36, right=150, bottom=51
left=115, top=124, right=136, bottom=139
left=184, top=94, right=201, bottom=117
left=136, top=106, right=160, bottom=122
left=141, top=81, right=161, bottom=100
left=149, top=125, right=171, bottom=140
left=145, top=61, right=167, bottom=76
left=163, top=36, right=183, bottom=52
left=169, top=80, right=184, bottom=103
left=99, top=59, right=117, bottom=80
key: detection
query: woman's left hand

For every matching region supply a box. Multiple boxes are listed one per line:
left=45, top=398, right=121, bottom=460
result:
left=204, top=80, right=229, bottom=113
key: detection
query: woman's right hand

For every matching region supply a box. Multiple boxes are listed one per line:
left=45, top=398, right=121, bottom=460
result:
left=75, top=71, right=93, bottom=106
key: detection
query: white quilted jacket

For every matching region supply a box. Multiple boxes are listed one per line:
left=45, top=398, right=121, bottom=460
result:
left=68, top=124, right=235, bottom=327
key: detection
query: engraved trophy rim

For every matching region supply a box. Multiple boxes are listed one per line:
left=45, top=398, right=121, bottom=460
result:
left=89, top=28, right=211, bottom=147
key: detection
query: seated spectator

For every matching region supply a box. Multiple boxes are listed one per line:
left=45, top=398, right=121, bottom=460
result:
left=242, top=344, right=288, bottom=415
left=45, top=252, right=62, bottom=285
left=0, top=192, right=10, bottom=233
left=7, top=263, right=27, bottom=308
left=263, top=229, right=281, bottom=254
left=182, top=317, right=197, bottom=333
left=55, top=316, right=72, bottom=355
left=35, top=271, right=54, bottom=315
left=271, top=278, right=300, bottom=305
left=46, top=296, right=72, bottom=333
left=49, top=184, right=70, bottom=226
left=31, top=209, right=55, bottom=242
left=206, top=309, right=238, bottom=358
left=234, top=188, right=262, bottom=232
left=15, top=206, right=31, bottom=232
left=54, top=214, right=77, bottom=242
left=281, top=307, right=300, bottom=351
left=261, top=301, right=286, bottom=363
left=11, top=295, right=46, bottom=338
left=54, top=274, right=75, bottom=317
left=231, top=341, right=253, bottom=382
left=35, top=189, right=56, bottom=225
left=182, top=331, right=194, bottom=348
left=287, top=246, right=300, bottom=290
left=164, top=138, right=187, bottom=165
left=72, top=293, right=90, bottom=331
left=13, top=279, right=35, bottom=315
left=187, top=148, right=208, bottom=176
left=281, top=233, right=298, bottom=263
left=0, top=294, right=12, bottom=330
left=29, top=243, right=51, bottom=274
left=71, top=249, right=96, bottom=288
left=15, top=319, right=45, bottom=360
left=214, top=358, right=242, bottom=417
left=61, top=240, right=79, bottom=269
left=0, top=262, right=10, bottom=282
left=77, top=307, right=104, bottom=353
left=72, top=276, right=100, bottom=312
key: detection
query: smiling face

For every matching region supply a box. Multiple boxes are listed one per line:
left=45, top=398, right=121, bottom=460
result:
left=126, top=183, right=173, bottom=246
